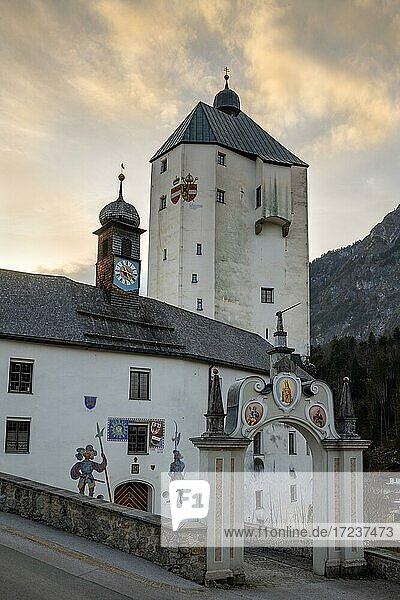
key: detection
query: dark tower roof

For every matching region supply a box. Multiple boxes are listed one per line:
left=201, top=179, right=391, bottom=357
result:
left=213, top=72, right=241, bottom=116
left=150, top=101, right=307, bottom=167
left=99, top=172, right=140, bottom=228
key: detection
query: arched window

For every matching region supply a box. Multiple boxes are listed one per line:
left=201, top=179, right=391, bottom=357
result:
left=121, top=238, right=132, bottom=258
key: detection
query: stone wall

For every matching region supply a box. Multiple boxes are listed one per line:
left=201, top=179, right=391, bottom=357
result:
left=0, top=472, right=206, bottom=584
left=365, top=548, right=400, bottom=585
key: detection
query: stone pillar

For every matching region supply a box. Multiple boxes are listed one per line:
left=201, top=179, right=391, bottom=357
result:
left=190, top=368, right=250, bottom=585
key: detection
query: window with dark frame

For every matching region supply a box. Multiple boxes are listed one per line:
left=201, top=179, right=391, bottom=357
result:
left=196, top=298, right=203, bottom=311
left=288, top=431, right=297, bottom=455
left=121, top=238, right=132, bottom=258
left=255, top=185, right=262, bottom=208
left=265, top=328, right=269, bottom=339
left=5, top=419, right=30, bottom=453
left=127, top=424, right=148, bottom=454
left=160, top=158, right=167, bottom=173
left=196, top=243, right=202, bottom=255
left=290, top=484, right=297, bottom=503
left=159, top=195, right=167, bottom=210
left=253, top=432, right=262, bottom=455
left=217, top=152, right=226, bottom=166
left=8, top=360, right=33, bottom=393
left=129, top=370, right=150, bottom=401
left=163, top=248, right=167, bottom=261
left=216, top=189, right=226, bottom=204
left=191, top=273, right=198, bottom=283
left=255, top=490, right=263, bottom=509
left=260, top=287, right=274, bottom=303
left=101, top=238, right=110, bottom=259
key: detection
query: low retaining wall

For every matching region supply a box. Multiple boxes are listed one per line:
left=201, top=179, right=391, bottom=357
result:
left=0, top=472, right=206, bottom=584
left=365, top=548, right=400, bottom=584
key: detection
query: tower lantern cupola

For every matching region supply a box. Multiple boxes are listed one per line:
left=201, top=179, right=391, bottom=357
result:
left=213, top=68, right=241, bottom=116
left=94, top=166, right=145, bottom=309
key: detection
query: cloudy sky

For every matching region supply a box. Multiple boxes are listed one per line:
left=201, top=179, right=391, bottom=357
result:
left=1, top=0, right=399, bottom=287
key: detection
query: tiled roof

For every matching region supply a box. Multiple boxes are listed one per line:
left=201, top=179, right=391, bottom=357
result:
left=0, top=269, right=273, bottom=373
left=150, top=102, right=307, bottom=167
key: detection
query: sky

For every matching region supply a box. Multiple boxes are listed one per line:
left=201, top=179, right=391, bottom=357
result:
left=1, top=0, right=399, bottom=287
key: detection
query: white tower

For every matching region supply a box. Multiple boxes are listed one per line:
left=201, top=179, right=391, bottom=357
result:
left=147, top=73, right=310, bottom=356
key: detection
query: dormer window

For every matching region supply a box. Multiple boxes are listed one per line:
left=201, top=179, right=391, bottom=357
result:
left=121, top=238, right=132, bottom=258
left=160, top=158, right=167, bottom=174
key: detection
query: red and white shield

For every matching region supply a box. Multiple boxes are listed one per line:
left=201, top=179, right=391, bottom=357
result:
left=183, top=183, right=197, bottom=202
left=170, top=184, right=181, bottom=204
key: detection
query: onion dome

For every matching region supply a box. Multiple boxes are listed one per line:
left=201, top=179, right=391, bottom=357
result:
left=99, top=170, right=140, bottom=227
left=213, top=69, right=240, bottom=116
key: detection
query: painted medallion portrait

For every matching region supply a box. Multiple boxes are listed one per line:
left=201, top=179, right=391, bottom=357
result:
left=244, top=402, right=263, bottom=426
left=273, top=373, right=301, bottom=411
left=309, top=405, right=327, bottom=428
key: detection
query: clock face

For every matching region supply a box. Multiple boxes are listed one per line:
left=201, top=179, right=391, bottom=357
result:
left=113, top=257, right=140, bottom=291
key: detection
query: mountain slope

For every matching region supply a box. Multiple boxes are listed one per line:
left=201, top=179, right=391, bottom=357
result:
left=310, top=205, right=400, bottom=346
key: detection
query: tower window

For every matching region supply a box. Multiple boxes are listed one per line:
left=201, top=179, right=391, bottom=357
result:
left=121, top=238, right=132, bottom=258
left=129, top=369, right=150, bottom=401
left=255, top=186, right=262, bottom=208
left=196, top=298, right=203, bottom=311
left=290, top=484, right=297, bottom=503
left=255, top=490, right=263, bottom=509
left=253, top=432, right=262, bottom=455
left=8, top=359, right=33, bottom=394
left=217, top=152, right=226, bottom=166
left=5, top=419, right=31, bottom=453
left=128, top=424, right=148, bottom=454
left=191, top=273, right=198, bottom=283
left=163, top=248, right=167, bottom=261
left=159, top=195, right=167, bottom=210
left=265, top=328, right=269, bottom=339
left=102, top=238, right=110, bottom=259
left=261, top=287, right=274, bottom=303
left=196, top=243, right=202, bottom=255
left=216, top=189, right=226, bottom=204
left=160, top=158, right=167, bottom=174
left=288, top=431, right=297, bottom=455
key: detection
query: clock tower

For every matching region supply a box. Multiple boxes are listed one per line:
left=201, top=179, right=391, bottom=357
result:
left=94, top=168, right=145, bottom=309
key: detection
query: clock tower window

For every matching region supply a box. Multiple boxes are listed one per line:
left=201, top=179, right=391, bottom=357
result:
left=121, top=238, right=132, bottom=258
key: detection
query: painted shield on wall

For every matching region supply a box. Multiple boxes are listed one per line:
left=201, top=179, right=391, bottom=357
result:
left=244, top=402, right=264, bottom=426
left=309, top=405, right=327, bottom=429
left=84, top=396, right=97, bottom=410
left=273, top=373, right=301, bottom=411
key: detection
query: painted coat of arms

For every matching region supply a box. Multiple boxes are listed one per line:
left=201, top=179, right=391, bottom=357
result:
left=273, top=373, right=301, bottom=411
left=170, top=173, right=198, bottom=204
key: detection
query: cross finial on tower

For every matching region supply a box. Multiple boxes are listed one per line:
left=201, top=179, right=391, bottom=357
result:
left=224, top=66, right=230, bottom=88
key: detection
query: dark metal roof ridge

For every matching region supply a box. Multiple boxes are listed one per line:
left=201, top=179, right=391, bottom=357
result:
left=77, top=309, right=175, bottom=331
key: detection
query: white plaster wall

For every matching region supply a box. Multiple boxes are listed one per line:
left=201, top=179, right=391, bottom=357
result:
left=0, top=340, right=259, bottom=514
left=148, top=144, right=309, bottom=356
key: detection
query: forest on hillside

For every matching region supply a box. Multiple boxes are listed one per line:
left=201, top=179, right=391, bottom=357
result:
left=311, top=329, right=400, bottom=470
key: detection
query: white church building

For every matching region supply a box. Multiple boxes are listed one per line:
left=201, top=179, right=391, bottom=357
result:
left=0, top=74, right=312, bottom=515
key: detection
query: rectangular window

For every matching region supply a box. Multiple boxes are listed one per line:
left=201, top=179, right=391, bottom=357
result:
left=265, top=328, right=269, bottom=339
left=163, top=248, right=167, bottom=261
left=306, top=441, right=310, bottom=456
left=5, top=419, right=30, bottom=453
left=260, top=287, right=274, bottom=303
left=191, top=273, right=198, bottom=283
left=128, top=424, right=148, bottom=454
left=196, top=243, right=202, bottom=255
left=8, top=360, right=33, bottom=394
left=255, top=185, right=262, bottom=208
left=101, top=238, right=110, bottom=259
left=129, top=370, right=150, bottom=401
left=217, top=152, right=226, bottom=166
left=255, top=490, right=263, bottom=509
left=216, top=189, right=226, bottom=204
left=160, top=158, right=167, bottom=173
left=290, top=484, right=297, bottom=503
left=196, top=298, right=203, bottom=311
left=288, top=431, right=297, bottom=455
left=253, top=432, right=262, bottom=455
left=159, top=195, right=167, bottom=210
